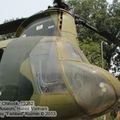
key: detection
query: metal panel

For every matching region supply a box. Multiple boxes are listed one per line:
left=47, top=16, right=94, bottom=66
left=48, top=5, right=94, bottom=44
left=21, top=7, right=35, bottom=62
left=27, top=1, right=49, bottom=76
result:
left=30, top=40, right=66, bottom=93
left=63, top=61, right=116, bottom=114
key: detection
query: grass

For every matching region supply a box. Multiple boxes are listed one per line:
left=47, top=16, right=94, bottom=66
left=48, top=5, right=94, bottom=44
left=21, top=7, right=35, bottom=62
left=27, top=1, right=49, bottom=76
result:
left=94, top=116, right=117, bottom=120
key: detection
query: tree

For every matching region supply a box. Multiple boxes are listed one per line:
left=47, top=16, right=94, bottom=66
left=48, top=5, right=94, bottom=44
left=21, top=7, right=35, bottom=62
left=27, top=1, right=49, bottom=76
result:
left=68, top=0, right=109, bottom=68
left=68, top=0, right=120, bottom=72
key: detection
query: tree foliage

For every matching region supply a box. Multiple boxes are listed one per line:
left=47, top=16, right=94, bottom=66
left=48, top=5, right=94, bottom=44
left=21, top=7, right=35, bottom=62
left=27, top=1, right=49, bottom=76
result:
left=68, top=0, right=120, bottom=71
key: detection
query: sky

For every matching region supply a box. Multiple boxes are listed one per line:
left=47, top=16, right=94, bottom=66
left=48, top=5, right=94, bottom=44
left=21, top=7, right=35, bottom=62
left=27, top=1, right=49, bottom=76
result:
left=0, top=0, right=53, bottom=24
left=0, top=0, right=113, bottom=24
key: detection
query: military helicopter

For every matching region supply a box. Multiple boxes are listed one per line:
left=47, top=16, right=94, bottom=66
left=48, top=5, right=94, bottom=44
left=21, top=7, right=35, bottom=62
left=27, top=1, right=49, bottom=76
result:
left=0, top=0, right=120, bottom=120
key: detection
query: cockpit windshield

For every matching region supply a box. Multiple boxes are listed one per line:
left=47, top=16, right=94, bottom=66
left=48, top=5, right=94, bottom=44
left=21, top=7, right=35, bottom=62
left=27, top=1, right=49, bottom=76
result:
left=21, top=15, right=58, bottom=37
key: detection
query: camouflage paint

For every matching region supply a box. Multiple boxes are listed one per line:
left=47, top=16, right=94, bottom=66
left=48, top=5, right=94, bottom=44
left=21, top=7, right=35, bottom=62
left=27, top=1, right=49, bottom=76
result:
left=0, top=9, right=119, bottom=120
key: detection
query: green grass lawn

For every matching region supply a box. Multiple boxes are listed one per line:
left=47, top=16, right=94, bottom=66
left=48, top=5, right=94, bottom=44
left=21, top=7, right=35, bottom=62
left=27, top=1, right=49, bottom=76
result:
left=94, top=116, right=117, bottom=120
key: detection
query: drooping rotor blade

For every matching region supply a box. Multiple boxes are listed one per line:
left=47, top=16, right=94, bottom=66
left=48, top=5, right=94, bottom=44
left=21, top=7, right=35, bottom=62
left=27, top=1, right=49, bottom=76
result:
left=0, top=18, right=26, bottom=35
left=75, top=15, right=120, bottom=47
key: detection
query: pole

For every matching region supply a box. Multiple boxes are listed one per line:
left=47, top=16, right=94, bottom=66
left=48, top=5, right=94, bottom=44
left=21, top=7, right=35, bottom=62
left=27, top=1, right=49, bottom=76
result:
left=101, top=41, right=104, bottom=68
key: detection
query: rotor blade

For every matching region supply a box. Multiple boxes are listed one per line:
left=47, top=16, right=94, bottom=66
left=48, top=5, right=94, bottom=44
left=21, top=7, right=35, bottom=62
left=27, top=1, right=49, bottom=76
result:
left=75, top=15, right=120, bottom=46
left=0, top=18, right=26, bottom=35
left=84, top=23, right=120, bottom=46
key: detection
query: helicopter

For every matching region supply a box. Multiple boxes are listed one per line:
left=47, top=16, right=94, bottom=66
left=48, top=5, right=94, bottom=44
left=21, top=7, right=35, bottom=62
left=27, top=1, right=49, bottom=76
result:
left=0, top=0, right=120, bottom=120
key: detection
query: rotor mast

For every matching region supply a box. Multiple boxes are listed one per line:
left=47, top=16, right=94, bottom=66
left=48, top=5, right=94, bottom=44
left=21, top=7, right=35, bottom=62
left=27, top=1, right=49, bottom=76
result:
left=53, top=0, right=69, bottom=10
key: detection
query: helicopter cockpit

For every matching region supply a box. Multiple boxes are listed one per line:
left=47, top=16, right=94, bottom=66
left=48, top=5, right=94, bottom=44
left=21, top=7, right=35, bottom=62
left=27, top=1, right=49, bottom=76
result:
left=21, top=15, right=58, bottom=37
left=17, top=10, right=59, bottom=37
left=16, top=8, right=77, bottom=40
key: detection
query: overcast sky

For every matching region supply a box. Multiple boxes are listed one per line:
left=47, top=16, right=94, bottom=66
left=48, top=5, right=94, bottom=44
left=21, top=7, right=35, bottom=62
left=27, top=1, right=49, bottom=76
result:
left=0, top=0, right=113, bottom=24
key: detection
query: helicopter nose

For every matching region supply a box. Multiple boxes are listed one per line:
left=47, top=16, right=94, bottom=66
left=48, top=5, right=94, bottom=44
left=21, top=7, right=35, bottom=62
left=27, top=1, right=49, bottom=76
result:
left=63, top=62, right=120, bottom=115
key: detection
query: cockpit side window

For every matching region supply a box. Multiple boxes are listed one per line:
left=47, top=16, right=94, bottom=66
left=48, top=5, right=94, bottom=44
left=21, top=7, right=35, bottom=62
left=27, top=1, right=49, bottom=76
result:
left=22, top=15, right=58, bottom=37
left=56, top=42, right=89, bottom=63
left=30, top=42, right=66, bottom=93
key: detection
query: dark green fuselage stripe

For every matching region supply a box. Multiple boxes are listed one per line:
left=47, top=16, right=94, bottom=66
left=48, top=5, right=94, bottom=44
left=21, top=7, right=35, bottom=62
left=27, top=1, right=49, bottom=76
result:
left=0, top=36, right=43, bottom=100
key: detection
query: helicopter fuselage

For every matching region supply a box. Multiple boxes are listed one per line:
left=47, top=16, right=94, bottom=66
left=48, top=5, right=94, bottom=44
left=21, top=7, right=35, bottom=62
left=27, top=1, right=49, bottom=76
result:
left=0, top=9, right=120, bottom=120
